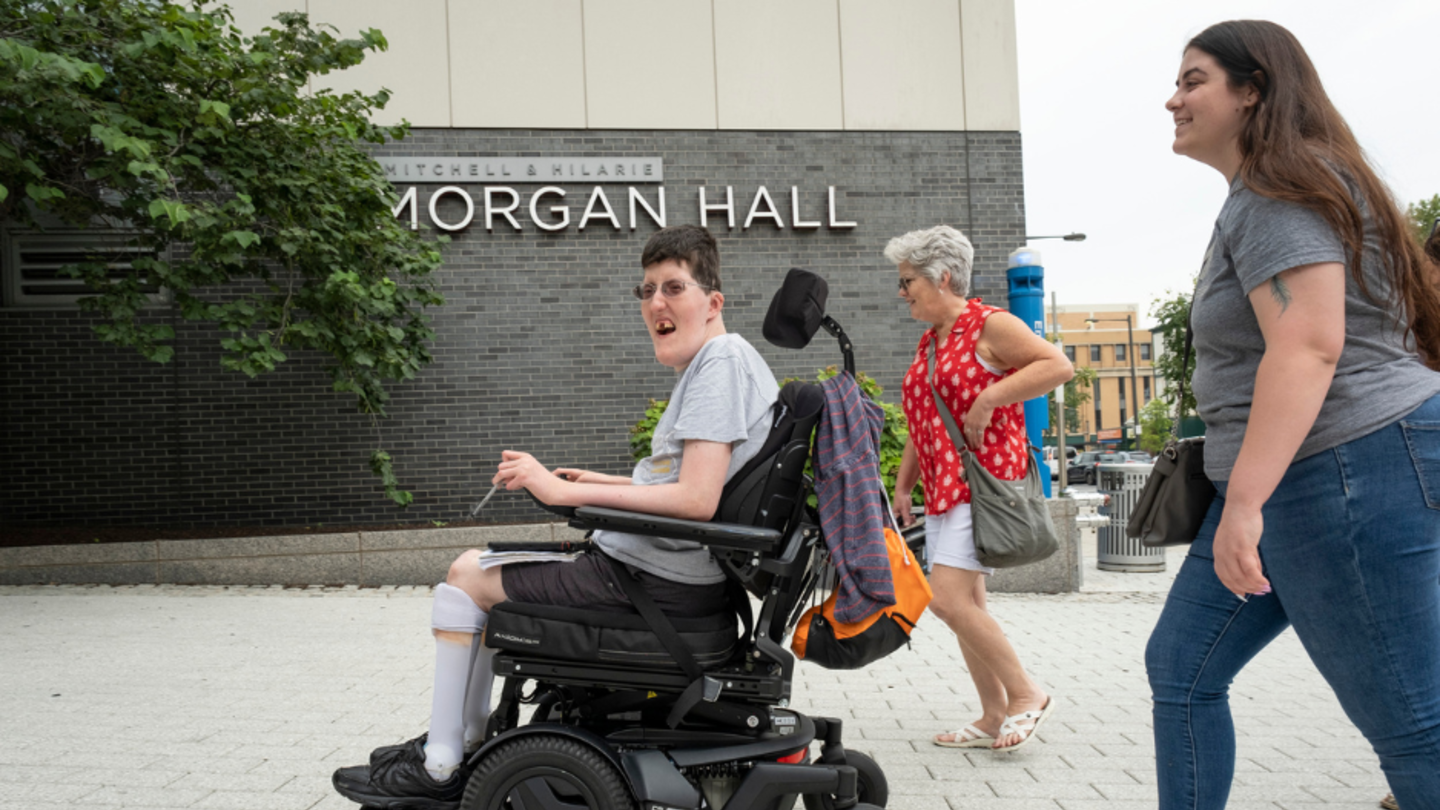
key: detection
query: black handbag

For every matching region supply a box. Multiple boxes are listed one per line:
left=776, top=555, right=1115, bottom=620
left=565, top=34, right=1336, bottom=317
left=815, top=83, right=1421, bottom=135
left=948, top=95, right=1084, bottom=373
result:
left=1125, top=323, right=1216, bottom=546
left=926, top=343, right=1059, bottom=568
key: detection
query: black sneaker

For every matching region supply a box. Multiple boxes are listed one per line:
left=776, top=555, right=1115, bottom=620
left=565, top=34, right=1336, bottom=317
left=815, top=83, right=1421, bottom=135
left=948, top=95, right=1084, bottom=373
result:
left=332, top=735, right=466, bottom=810
left=368, top=733, right=426, bottom=769
left=368, top=733, right=483, bottom=769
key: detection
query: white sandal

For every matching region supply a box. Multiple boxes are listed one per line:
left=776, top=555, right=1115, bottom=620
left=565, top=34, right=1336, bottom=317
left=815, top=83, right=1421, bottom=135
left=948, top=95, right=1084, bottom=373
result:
left=994, top=696, right=1056, bottom=752
left=933, top=724, right=995, bottom=748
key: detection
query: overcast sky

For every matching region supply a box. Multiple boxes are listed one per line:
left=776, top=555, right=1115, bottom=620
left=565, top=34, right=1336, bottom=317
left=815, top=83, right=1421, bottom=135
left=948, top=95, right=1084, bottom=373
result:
left=1014, top=0, right=1440, bottom=326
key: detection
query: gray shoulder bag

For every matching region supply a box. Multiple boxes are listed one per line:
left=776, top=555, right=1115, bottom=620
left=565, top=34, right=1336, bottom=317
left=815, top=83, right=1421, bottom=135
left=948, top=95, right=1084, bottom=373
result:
left=926, top=342, right=1058, bottom=568
left=1125, top=323, right=1216, bottom=546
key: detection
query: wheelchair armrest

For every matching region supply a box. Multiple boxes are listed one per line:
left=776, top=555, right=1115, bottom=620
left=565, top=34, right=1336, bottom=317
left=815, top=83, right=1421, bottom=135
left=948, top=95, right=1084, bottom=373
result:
left=527, top=489, right=578, bottom=519
left=486, top=538, right=589, bottom=553
left=571, top=506, right=782, bottom=553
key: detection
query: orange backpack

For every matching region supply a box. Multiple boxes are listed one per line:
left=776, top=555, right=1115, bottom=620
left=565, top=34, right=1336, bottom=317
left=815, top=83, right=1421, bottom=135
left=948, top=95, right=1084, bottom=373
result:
left=791, top=527, right=933, bottom=669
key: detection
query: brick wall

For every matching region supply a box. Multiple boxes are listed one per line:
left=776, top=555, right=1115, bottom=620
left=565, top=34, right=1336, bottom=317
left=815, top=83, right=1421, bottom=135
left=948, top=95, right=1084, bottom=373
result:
left=0, top=129, right=1025, bottom=530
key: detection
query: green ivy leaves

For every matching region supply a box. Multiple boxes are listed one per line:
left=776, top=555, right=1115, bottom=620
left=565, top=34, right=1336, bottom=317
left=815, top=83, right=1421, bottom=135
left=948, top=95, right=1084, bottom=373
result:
left=0, top=1, right=446, bottom=508
left=370, top=450, right=413, bottom=508
left=0, top=37, right=104, bottom=87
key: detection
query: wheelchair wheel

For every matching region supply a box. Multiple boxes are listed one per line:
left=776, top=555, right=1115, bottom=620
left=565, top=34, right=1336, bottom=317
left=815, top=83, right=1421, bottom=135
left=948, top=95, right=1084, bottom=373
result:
left=462, top=734, right=634, bottom=810
left=803, top=750, right=887, bottom=810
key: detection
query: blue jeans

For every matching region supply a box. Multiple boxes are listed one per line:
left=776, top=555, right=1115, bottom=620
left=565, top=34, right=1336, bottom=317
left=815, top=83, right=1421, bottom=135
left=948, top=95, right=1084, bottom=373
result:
left=1146, top=395, right=1440, bottom=809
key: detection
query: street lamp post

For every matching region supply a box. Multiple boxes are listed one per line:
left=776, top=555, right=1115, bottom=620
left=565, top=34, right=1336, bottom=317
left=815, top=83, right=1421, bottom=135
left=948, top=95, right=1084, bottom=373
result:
left=1086, top=315, right=1139, bottom=451
left=1024, top=233, right=1086, bottom=492
left=1050, top=291, right=1067, bottom=492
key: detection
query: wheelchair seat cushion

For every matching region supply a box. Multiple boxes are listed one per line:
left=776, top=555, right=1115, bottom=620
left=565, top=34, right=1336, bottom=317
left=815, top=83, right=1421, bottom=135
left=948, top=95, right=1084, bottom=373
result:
left=485, top=600, right=738, bottom=670
left=500, top=551, right=728, bottom=617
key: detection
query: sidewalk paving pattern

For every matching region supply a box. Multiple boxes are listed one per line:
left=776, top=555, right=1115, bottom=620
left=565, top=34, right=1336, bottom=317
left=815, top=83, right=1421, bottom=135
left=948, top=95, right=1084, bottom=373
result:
left=1, top=553, right=1391, bottom=810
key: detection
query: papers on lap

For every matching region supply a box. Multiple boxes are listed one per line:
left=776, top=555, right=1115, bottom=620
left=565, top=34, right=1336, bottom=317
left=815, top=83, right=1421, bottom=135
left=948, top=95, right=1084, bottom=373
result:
left=477, top=550, right=582, bottom=570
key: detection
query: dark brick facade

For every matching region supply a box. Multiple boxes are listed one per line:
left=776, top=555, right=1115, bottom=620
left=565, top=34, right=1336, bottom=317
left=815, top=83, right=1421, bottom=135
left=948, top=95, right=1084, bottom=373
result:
left=0, top=129, right=1025, bottom=531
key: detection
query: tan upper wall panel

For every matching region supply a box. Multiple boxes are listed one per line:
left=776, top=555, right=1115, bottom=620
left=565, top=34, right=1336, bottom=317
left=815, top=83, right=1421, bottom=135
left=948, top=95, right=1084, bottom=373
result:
left=584, top=0, right=717, bottom=130
left=221, top=0, right=306, bottom=38
left=220, top=0, right=1018, bottom=132
left=308, top=0, right=452, bottom=128
left=449, top=0, right=587, bottom=129
left=713, top=0, right=843, bottom=130
left=960, top=0, right=1020, bottom=131
left=838, top=0, right=965, bottom=131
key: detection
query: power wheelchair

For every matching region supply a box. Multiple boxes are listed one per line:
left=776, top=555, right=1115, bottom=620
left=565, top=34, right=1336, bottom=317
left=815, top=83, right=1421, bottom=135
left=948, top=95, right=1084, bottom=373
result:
left=380, top=269, right=907, bottom=810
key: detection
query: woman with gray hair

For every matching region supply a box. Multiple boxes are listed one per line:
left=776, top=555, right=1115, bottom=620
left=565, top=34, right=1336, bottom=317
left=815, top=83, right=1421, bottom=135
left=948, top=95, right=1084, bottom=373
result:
left=887, top=225, right=1073, bottom=751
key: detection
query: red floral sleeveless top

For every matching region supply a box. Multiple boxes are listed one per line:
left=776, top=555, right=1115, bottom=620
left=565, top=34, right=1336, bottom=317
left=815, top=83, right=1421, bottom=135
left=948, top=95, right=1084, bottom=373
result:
left=901, top=300, right=1029, bottom=516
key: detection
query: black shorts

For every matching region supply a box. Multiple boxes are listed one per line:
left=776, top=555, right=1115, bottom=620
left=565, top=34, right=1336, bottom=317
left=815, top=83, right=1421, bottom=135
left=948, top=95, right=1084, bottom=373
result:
left=500, top=549, right=729, bottom=618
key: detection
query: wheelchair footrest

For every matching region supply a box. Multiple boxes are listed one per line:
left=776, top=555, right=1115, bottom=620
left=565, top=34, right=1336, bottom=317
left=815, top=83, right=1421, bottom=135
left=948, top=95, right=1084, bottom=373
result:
left=727, top=762, right=857, bottom=810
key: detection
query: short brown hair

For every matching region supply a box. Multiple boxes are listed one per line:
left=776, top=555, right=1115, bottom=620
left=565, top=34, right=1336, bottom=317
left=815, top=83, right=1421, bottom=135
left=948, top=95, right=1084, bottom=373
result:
left=641, top=225, right=721, bottom=292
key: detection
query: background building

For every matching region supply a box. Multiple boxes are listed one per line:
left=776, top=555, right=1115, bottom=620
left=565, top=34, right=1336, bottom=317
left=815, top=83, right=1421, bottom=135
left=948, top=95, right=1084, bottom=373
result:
left=2, top=0, right=1029, bottom=532
left=1051, top=303, right=1157, bottom=449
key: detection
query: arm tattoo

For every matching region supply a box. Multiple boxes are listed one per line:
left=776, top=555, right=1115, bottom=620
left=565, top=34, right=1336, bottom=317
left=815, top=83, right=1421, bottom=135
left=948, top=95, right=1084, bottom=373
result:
left=1268, top=276, right=1292, bottom=314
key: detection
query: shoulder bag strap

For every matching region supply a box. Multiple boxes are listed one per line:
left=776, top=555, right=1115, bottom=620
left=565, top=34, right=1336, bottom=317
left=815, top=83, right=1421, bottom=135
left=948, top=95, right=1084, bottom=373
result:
left=1170, top=315, right=1194, bottom=442
left=926, top=340, right=969, bottom=467
left=929, top=337, right=1045, bottom=481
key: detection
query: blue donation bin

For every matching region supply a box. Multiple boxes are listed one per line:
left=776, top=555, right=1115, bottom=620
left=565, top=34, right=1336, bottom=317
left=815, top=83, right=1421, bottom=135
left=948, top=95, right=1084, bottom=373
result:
left=1007, top=248, right=1050, bottom=497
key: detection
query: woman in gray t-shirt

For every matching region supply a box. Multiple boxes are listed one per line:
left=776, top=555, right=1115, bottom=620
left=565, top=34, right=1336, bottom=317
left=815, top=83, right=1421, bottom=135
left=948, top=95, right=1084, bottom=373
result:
left=1145, top=21, right=1440, bottom=809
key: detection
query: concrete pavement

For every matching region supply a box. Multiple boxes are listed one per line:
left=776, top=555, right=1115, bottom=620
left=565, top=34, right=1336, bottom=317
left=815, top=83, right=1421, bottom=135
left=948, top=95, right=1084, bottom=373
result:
left=0, top=573, right=1391, bottom=810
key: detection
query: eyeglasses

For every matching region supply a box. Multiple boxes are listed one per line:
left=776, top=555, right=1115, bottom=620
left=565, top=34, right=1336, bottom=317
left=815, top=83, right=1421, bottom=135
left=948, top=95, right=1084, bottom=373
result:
left=632, top=279, right=713, bottom=300
left=897, top=276, right=920, bottom=292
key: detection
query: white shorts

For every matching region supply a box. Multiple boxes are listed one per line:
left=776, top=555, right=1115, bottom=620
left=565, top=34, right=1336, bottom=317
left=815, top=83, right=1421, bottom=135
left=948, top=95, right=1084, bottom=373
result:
left=925, top=505, right=995, bottom=575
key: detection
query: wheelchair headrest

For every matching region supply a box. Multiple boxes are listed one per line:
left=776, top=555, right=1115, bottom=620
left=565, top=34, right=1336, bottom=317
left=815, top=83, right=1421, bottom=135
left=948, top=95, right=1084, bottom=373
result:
left=763, top=268, right=829, bottom=350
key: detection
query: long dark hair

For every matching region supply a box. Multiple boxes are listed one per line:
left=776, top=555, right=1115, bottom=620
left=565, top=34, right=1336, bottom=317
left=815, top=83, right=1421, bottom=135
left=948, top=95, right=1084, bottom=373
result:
left=1189, top=20, right=1440, bottom=366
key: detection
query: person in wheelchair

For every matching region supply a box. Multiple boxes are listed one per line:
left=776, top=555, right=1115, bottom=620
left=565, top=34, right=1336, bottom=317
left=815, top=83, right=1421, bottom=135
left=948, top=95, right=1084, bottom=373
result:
left=334, top=224, right=780, bottom=809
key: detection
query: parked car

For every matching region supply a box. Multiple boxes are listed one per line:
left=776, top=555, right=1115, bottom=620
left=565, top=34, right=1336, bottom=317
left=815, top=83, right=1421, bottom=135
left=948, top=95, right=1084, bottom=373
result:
left=1067, top=451, right=1103, bottom=485
left=1044, top=446, right=1078, bottom=480
left=1067, top=450, right=1150, bottom=484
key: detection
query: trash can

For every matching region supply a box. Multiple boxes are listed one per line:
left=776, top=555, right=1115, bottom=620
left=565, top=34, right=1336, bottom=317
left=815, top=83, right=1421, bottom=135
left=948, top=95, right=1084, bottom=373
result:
left=1097, top=463, right=1166, bottom=573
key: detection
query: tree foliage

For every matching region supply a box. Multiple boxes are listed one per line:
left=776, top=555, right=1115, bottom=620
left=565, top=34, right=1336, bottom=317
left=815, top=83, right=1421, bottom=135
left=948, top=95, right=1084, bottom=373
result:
left=0, top=0, right=445, bottom=505
left=1137, top=395, right=1172, bottom=454
left=1149, top=290, right=1196, bottom=420
left=1046, top=362, right=1095, bottom=438
left=1408, top=194, right=1440, bottom=245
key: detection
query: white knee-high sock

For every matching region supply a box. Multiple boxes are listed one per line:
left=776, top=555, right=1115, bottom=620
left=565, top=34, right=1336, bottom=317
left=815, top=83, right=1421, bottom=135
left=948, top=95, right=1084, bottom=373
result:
left=462, top=638, right=495, bottom=752
left=425, top=583, right=485, bottom=780
left=425, top=635, right=471, bottom=779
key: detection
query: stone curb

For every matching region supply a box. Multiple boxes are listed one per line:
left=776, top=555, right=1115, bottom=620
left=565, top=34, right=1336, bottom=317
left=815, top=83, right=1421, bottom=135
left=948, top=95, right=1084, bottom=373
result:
left=0, top=504, right=1081, bottom=591
left=0, top=522, right=589, bottom=587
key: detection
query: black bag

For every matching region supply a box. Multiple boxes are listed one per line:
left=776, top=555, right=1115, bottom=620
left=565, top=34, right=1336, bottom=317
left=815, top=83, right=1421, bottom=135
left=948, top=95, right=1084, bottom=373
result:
left=1125, top=323, right=1216, bottom=546
left=926, top=343, right=1058, bottom=568
left=1126, top=437, right=1214, bottom=546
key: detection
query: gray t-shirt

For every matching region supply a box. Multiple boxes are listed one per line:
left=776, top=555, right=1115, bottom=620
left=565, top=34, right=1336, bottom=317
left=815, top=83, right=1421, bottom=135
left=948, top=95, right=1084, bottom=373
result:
left=1191, top=177, right=1440, bottom=480
left=595, top=334, right=780, bottom=584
